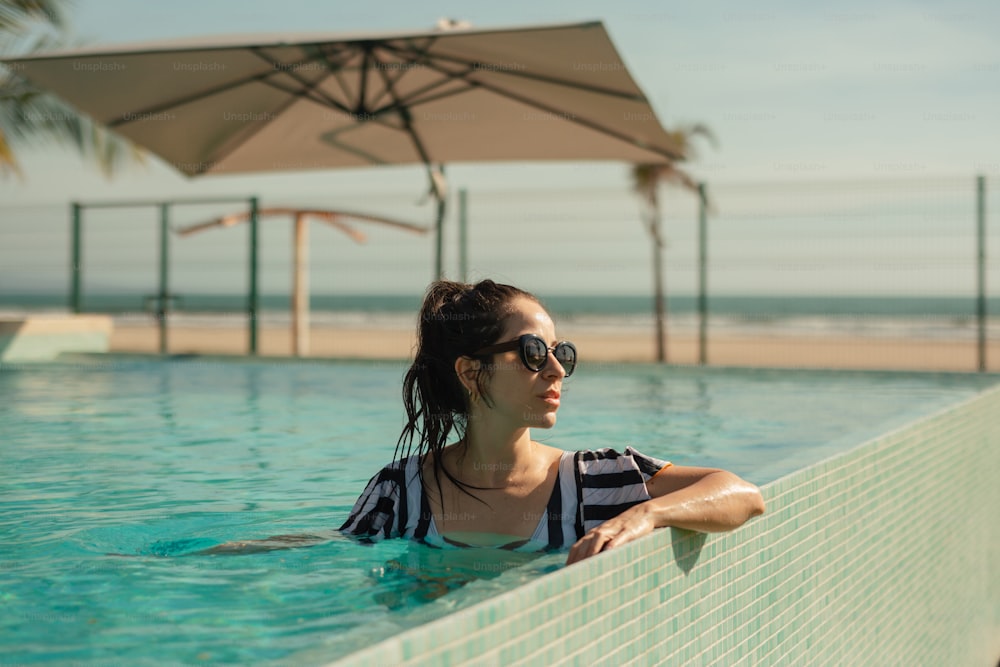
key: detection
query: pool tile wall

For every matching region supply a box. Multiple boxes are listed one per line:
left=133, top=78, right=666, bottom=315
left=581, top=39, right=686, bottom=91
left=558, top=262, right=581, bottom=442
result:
left=329, top=384, right=1000, bottom=666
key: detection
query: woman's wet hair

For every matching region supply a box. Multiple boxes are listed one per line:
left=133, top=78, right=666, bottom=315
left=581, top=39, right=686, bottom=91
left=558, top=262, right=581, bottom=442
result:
left=397, top=279, right=539, bottom=504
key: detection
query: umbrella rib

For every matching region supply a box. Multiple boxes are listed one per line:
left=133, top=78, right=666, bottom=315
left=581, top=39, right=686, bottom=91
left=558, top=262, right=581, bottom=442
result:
left=361, top=48, right=480, bottom=116
left=105, top=44, right=362, bottom=129
left=368, top=41, right=682, bottom=159
left=248, top=46, right=358, bottom=114
left=104, top=75, right=259, bottom=128
left=183, top=52, right=348, bottom=174
left=281, top=42, right=362, bottom=110
left=369, top=81, right=475, bottom=115
left=104, top=45, right=646, bottom=130
left=367, top=50, right=435, bottom=170
left=382, top=42, right=650, bottom=102
left=363, top=51, right=415, bottom=109
left=357, top=46, right=371, bottom=112
left=369, top=54, right=682, bottom=161
left=327, top=66, right=359, bottom=111
left=199, top=44, right=414, bottom=168
left=315, top=132, right=391, bottom=165
left=465, top=76, right=681, bottom=160
left=361, top=36, right=442, bottom=109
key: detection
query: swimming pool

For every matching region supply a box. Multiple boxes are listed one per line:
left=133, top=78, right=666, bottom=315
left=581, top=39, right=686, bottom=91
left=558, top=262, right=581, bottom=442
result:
left=1, top=357, right=995, bottom=664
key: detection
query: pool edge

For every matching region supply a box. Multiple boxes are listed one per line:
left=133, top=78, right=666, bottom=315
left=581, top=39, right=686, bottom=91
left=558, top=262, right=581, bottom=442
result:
left=325, top=383, right=1000, bottom=666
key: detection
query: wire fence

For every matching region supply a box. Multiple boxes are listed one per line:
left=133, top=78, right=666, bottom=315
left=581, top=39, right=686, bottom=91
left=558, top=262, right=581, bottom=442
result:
left=1, top=175, right=996, bottom=370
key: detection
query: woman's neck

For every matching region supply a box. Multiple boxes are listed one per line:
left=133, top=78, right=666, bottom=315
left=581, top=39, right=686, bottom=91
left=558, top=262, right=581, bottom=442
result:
left=452, top=421, right=536, bottom=487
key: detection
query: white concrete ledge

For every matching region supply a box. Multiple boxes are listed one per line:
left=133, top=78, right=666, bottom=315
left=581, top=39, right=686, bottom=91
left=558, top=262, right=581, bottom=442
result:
left=0, top=315, right=113, bottom=361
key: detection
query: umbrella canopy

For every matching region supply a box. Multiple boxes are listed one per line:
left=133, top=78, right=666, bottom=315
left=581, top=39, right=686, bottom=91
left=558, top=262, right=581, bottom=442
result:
left=2, top=21, right=683, bottom=177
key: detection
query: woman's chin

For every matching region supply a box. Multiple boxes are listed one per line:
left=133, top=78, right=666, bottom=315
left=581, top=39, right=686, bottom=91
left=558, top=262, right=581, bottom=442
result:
left=517, top=402, right=560, bottom=429
left=525, top=413, right=558, bottom=429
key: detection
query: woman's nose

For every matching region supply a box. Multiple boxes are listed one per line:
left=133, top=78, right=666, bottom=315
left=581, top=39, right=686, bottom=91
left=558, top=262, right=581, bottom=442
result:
left=542, top=352, right=567, bottom=379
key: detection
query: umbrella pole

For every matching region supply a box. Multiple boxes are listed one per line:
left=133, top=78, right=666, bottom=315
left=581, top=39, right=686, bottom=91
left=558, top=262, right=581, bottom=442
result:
left=292, top=213, right=310, bottom=357
left=431, top=165, right=447, bottom=280
left=459, top=188, right=468, bottom=282
left=435, top=196, right=446, bottom=279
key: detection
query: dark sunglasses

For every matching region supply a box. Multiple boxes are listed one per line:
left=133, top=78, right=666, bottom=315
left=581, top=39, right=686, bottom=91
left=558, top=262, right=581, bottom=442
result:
left=474, top=334, right=577, bottom=376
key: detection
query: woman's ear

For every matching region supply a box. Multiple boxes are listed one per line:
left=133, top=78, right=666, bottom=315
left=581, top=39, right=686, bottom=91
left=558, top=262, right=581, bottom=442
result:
left=454, top=356, right=481, bottom=393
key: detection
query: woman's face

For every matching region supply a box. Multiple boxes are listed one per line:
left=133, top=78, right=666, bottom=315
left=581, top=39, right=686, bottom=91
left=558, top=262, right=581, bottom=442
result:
left=479, top=296, right=568, bottom=430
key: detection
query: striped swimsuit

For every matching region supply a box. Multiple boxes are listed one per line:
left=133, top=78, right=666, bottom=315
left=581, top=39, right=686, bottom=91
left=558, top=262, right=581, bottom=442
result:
left=339, top=447, right=671, bottom=552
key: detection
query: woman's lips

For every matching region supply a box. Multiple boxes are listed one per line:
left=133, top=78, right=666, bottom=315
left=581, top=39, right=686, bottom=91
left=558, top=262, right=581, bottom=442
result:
left=539, top=391, right=560, bottom=406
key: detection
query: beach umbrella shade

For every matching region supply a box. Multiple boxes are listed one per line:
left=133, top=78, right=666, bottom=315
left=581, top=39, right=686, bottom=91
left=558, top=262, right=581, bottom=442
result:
left=3, top=20, right=682, bottom=172
left=175, top=208, right=427, bottom=356
left=3, top=20, right=684, bottom=267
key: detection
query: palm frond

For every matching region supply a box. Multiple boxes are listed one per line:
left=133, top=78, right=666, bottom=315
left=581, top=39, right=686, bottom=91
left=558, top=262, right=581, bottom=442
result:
left=0, top=0, right=67, bottom=35
left=1, top=22, right=146, bottom=178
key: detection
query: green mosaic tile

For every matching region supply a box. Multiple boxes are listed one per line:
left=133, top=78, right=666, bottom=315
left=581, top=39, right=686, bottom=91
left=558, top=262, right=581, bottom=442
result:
left=330, top=386, right=1000, bottom=667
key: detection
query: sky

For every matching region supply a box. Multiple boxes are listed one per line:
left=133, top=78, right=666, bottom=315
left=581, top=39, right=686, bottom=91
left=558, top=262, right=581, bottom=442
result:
left=1, top=0, right=998, bottom=297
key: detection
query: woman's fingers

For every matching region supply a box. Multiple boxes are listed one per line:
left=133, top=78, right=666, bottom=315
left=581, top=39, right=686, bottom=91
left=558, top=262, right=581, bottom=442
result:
left=566, top=534, right=599, bottom=565
left=566, top=514, right=654, bottom=565
left=566, top=527, right=616, bottom=565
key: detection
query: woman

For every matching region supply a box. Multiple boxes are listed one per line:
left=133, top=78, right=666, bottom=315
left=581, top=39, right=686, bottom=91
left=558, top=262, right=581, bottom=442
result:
left=340, top=279, right=764, bottom=565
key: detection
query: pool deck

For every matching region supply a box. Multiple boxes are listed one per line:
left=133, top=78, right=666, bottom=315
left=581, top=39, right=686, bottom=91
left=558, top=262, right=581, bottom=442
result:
left=0, top=315, right=112, bottom=361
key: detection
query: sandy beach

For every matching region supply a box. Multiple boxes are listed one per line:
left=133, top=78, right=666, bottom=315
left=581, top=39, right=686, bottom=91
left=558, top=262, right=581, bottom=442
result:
left=109, top=321, right=1000, bottom=372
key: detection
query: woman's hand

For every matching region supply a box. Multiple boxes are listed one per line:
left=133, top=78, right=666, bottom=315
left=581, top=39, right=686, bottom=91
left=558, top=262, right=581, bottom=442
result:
left=566, top=503, right=655, bottom=565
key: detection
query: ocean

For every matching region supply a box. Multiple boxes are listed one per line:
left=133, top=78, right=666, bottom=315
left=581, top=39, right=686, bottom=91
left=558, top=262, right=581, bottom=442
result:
left=1, top=292, right=996, bottom=340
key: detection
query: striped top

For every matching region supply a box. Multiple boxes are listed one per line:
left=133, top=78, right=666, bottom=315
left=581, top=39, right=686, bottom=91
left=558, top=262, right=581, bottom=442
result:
left=339, top=447, right=671, bottom=552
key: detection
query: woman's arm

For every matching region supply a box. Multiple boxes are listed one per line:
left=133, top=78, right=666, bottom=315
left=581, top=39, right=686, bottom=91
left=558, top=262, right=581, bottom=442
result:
left=193, top=533, right=334, bottom=555
left=566, top=466, right=765, bottom=565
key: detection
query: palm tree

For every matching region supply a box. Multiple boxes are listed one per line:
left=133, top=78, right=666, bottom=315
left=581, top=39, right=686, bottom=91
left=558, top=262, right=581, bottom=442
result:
left=631, top=123, right=716, bottom=362
left=1, top=0, right=141, bottom=177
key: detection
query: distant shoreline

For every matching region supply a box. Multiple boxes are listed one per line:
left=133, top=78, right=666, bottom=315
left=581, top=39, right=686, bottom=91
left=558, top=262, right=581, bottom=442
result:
left=2, top=292, right=997, bottom=319
left=105, top=320, right=1000, bottom=372
left=5, top=291, right=997, bottom=370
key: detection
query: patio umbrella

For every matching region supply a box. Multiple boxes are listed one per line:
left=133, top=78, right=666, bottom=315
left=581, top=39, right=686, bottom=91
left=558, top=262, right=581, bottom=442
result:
left=3, top=20, right=683, bottom=250
left=4, top=20, right=685, bottom=353
left=3, top=20, right=681, bottom=169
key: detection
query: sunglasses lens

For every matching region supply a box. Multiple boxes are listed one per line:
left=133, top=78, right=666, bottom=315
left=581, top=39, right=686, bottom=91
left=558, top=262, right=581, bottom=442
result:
left=554, top=342, right=577, bottom=376
left=522, top=336, right=548, bottom=371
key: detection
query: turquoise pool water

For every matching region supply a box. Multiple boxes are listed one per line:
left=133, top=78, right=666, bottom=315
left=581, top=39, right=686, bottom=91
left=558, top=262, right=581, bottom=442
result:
left=1, top=357, right=995, bottom=665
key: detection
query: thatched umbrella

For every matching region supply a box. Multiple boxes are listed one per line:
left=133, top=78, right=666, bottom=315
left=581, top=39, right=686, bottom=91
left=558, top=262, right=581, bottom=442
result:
left=176, top=208, right=427, bottom=356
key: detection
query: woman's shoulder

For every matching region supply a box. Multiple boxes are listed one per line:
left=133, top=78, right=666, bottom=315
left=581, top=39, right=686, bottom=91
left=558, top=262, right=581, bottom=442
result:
left=381, top=453, right=423, bottom=470
left=573, top=445, right=648, bottom=460
left=363, top=454, right=423, bottom=486
left=573, top=446, right=670, bottom=476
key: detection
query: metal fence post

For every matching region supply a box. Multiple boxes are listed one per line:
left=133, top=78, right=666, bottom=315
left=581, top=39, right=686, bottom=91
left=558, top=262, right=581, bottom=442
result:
left=976, top=175, right=986, bottom=372
left=459, top=188, right=468, bottom=283
left=249, top=196, right=259, bottom=356
left=158, top=203, right=170, bottom=354
left=70, top=202, right=82, bottom=313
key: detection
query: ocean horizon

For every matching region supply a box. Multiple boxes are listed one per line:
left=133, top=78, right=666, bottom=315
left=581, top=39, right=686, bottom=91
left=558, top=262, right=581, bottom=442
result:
left=2, top=292, right=996, bottom=340
left=0, top=292, right=995, bottom=318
